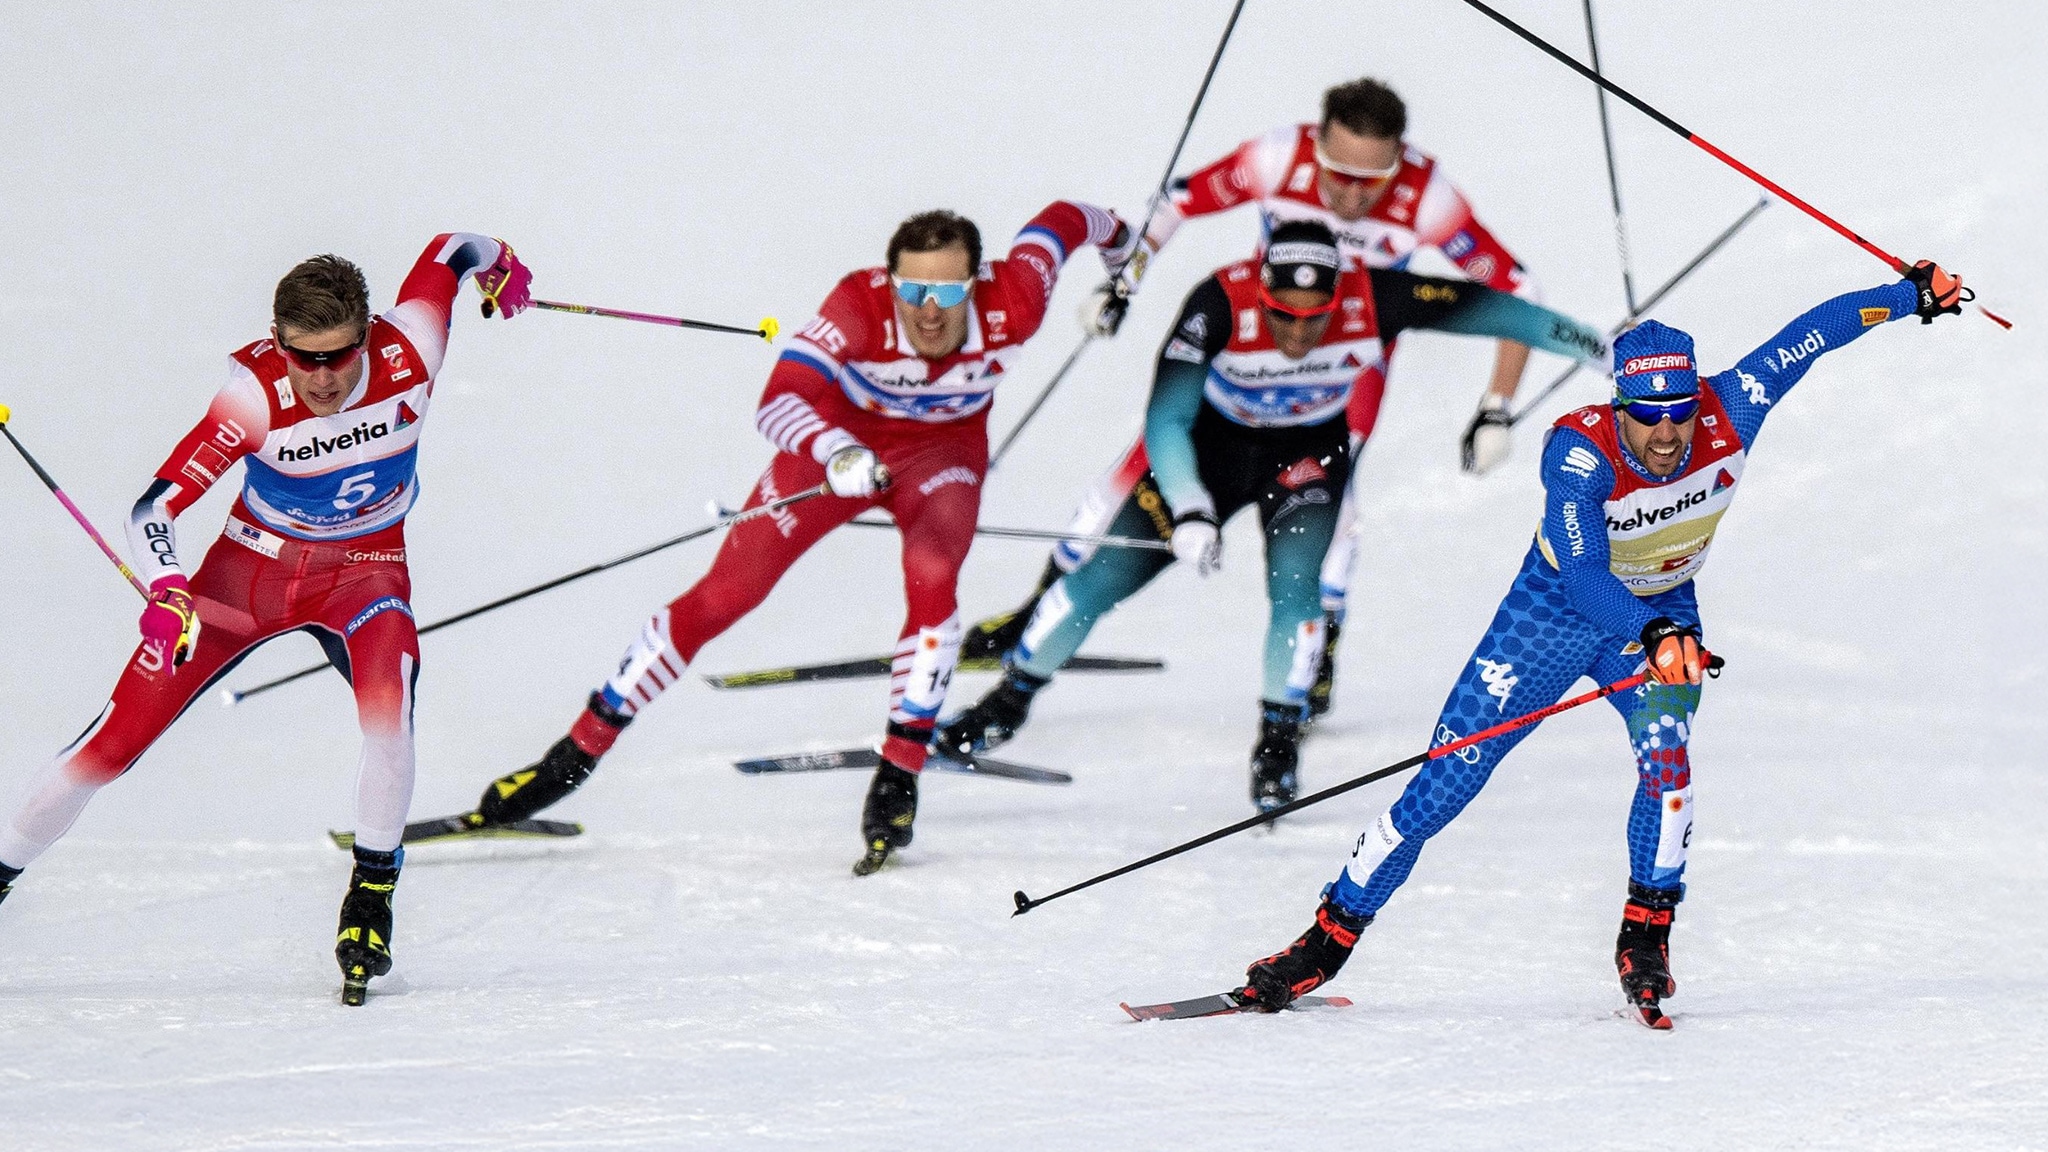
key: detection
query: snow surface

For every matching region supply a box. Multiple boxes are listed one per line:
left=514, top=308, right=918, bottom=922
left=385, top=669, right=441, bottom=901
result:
left=2, top=2, right=2044, bottom=1149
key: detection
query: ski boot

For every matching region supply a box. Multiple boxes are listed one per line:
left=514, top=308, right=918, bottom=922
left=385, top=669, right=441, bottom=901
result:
left=933, top=666, right=1049, bottom=757
left=853, top=757, right=920, bottom=876
left=1616, top=882, right=1682, bottom=1029
left=1250, top=703, right=1304, bottom=814
left=1307, top=613, right=1342, bottom=722
left=962, top=559, right=1060, bottom=661
left=336, top=846, right=401, bottom=1006
left=1236, top=895, right=1372, bottom=1011
left=476, top=692, right=631, bottom=827
left=0, top=861, right=20, bottom=910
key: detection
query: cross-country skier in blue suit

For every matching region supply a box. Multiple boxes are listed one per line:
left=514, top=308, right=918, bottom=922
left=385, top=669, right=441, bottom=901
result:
left=1227, top=260, right=1967, bottom=1028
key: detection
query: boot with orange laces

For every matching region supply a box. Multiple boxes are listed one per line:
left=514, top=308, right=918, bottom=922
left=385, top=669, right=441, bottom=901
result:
left=1235, top=894, right=1372, bottom=1011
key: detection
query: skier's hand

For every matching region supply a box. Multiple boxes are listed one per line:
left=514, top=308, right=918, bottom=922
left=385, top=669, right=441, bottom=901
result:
left=1079, top=282, right=1131, bottom=338
left=825, top=445, right=890, bottom=499
left=1171, top=511, right=1222, bottom=576
left=1460, top=393, right=1513, bottom=475
left=1905, top=260, right=1965, bottom=323
left=139, top=575, right=201, bottom=668
left=1640, top=618, right=1704, bottom=686
left=476, top=240, right=533, bottom=319
left=1098, top=217, right=1141, bottom=279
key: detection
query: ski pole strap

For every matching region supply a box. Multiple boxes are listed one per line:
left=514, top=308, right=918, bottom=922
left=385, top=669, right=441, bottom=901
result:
left=1011, top=659, right=1708, bottom=916
left=533, top=299, right=779, bottom=342
left=2, top=422, right=149, bottom=597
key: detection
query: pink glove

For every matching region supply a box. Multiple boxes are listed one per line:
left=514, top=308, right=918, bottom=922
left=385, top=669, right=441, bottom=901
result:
left=139, top=575, right=201, bottom=668
left=477, top=240, right=533, bottom=319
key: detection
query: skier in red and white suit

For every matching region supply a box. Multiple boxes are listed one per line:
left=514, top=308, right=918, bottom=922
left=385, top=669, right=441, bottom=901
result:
left=976, top=79, right=1540, bottom=718
left=474, top=202, right=1133, bottom=873
left=0, top=234, right=530, bottom=1000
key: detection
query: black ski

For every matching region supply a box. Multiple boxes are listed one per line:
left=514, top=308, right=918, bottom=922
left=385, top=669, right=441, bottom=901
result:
left=329, top=813, right=584, bottom=850
left=704, top=653, right=1161, bottom=690
left=1121, top=993, right=1353, bottom=1021
left=734, top=746, right=1072, bottom=786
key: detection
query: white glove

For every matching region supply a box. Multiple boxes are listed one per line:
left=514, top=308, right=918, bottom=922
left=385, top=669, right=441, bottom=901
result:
left=1079, top=282, right=1130, bottom=338
left=1171, top=512, right=1221, bottom=576
left=1460, top=393, right=1513, bottom=476
left=825, top=445, right=889, bottom=498
left=1098, top=217, right=1141, bottom=277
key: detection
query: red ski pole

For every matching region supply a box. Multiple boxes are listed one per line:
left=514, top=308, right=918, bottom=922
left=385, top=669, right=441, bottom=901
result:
left=0, top=405, right=149, bottom=598
left=1453, top=0, right=2012, bottom=331
left=533, top=299, right=780, bottom=342
left=1013, top=657, right=1717, bottom=914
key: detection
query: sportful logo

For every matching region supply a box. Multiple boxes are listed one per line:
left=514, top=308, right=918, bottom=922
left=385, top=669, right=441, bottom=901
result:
left=1476, top=658, right=1518, bottom=711
left=1560, top=445, right=1600, bottom=478
left=1773, top=328, right=1827, bottom=370
left=278, top=421, right=389, bottom=463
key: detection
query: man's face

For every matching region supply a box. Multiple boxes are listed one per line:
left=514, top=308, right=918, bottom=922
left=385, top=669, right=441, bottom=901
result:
left=1264, top=286, right=1336, bottom=359
left=274, top=322, right=368, bottom=417
left=1315, top=121, right=1403, bottom=222
left=1618, top=401, right=1698, bottom=477
left=890, top=244, right=975, bottom=360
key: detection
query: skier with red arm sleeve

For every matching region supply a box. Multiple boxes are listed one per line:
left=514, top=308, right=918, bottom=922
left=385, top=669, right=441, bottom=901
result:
left=469, top=201, right=1135, bottom=875
left=0, top=232, right=531, bottom=1004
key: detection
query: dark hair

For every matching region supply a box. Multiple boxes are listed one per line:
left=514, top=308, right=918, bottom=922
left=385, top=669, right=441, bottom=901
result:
left=1321, top=78, right=1407, bottom=140
left=887, top=210, right=981, bottom=275
left=274, top=254, right=369, bottom=337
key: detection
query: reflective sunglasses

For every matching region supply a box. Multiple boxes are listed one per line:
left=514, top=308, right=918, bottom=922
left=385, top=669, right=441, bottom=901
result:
left=276, top=330, right=366, bottom=372
left=1314, top=141, right=1401, bottom=188
left=891, top=277, right=973, bottom=309
left=1259, top=284, right=1339, bottom=323
left=1617, top=395, right=1701, bottom=426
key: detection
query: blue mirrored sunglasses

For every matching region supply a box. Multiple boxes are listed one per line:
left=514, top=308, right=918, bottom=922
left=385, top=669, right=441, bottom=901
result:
left=891, top=277, right=972, bottom=308
left=1617, top=395, right=1700, bottom=426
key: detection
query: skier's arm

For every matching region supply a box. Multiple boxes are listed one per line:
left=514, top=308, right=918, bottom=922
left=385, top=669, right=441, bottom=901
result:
left=997, top=200, right=1132, bottom=338
left=756, top=273, right=879, bottom=463
left=1715, top=280, right=1920, bottom=445
left=383, top=233, right=511, bottom=378
left=1142, top=127, right=1297, bottom=254
left=1142, top=278, right=1233, bottom=518
left=1370, top=270, right=1609, bottom=368
left=128, top=367, right=271, bottom=586
left=1538, top=429, right=1659, bottom=640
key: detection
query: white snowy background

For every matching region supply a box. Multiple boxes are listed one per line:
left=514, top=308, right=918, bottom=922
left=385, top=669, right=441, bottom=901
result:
left=1, top=2, right=2043, bottom=1149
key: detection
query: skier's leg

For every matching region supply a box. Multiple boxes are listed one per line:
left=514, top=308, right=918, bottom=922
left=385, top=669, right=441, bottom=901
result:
left=323, top=575, right=422, bottom=855
left=877, top=460, right=984, bottom=770
left=0, top=537, right=270, bottom=872
left=1247, top=440, right=1349, bottom=809
left=482, top=454, right=864, bottom=824
left=1309, top=357, right=1388, bottom=717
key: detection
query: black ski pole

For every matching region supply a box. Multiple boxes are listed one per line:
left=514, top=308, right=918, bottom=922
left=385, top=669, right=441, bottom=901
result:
left=836, top=515, right=1172, bottom=553
left=1013, top=656, right=1722, bottom=916
left=1582, top=0, right=1637, bottom=314
left=1507, top=196, right=1767, bottom=427
left=988, top=0, right=1248, bottom=471
left=224, top=483, right=830, bottom=705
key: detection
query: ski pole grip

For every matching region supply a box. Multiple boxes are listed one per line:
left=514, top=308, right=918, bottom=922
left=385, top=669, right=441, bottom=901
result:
left=1013, top=890, right=1035, bottom=916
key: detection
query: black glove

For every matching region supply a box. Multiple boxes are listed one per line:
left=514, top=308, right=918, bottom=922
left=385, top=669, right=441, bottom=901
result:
left=1080, top=281, right=1131, bottom=338
left=1904, top=260, right=1967, bottom=323
left=1639, top=618, right=1705, bottom=686
left=1459, top=395, right=1512, bottom=475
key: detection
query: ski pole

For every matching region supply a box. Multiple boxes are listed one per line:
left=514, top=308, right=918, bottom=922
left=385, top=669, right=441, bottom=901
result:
left=534, top=299, right=780, bottom=342
left=1451, top=0, right=2012, bottom=330
left=989, top=0, right=1249, bottom=471
left=1508, top=196, right=1769, bottom=427
left=1583, top=0, right=1637, bottom=314
left=0, top=405, right=150, bottom=598
left=838, top=516, right=1173, bottom=553
left=224, top=483, right=830, bottom=705
left=1012, top=655, right=1721, bottom=916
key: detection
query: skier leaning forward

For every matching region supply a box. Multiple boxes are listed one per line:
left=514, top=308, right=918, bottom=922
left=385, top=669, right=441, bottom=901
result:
left=0, top=233, right=534, bottom=1002
left=471, top=201, right=1135, bottom=874
left=937, top=220, right=1609, bottom=812
left=1231, top=261, right=1968, bottom=1027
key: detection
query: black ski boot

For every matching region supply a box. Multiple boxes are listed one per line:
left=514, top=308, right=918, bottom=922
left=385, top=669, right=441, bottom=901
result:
left=853, top=758, right=920, bottom=876
left=1616, top=882, right=1682, bottom=1029
left=1236, top=896, right=1373, bottom=1011
left=933, top=666, right=1050, bottom=757
left=0, top=861, right=21, bottom=910
left=1250, top=703, right=1304, bottom=813
left=961, top=559, right=1061, bottom=661
left=336, top=846, right=401, bottom=1006
left=477, top=692, right=631, bottom=826
left=1307, top=613, right=1342, bottom=721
